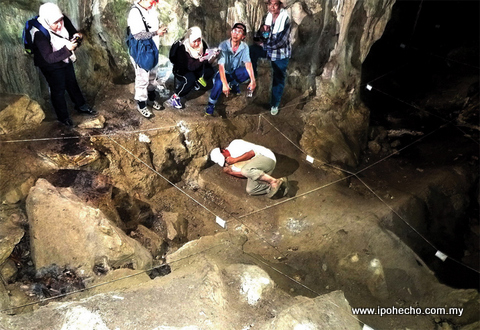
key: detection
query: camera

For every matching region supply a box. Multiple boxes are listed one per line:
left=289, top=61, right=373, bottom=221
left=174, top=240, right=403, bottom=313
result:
left=71, top=35, right=82, bottom=45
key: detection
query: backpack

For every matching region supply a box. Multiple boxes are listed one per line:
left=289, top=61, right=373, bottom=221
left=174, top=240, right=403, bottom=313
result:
left=168, top=39, right=183, bottom=73
left=22, top=16, right=49, bottom=55
left=126, top=6, right=159, bottom=71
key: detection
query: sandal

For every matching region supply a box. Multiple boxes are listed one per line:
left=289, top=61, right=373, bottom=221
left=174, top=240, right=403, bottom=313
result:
left=266, top=179, right=282, bottom=198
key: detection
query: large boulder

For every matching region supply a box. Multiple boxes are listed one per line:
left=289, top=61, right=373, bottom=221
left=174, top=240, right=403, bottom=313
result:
left=0, top=94, right=44, bottom=135
left=26, top=178, right=153, bottom=278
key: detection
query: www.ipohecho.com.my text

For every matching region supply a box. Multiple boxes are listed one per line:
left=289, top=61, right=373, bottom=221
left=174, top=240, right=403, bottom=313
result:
left=351, top=306, right=464, bottom=317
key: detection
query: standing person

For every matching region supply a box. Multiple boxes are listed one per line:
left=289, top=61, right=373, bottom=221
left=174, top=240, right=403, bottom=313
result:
left=205, top=23, right=256, bottom=116
left=250, top=0, right=291, bottom=116
left=127, top=0, right=167, bottom=118
left=32, top=2, right=95, bottom=127
left=164, top=26, right=217, bottom=109
left=210, top=139, right=289, bottom=198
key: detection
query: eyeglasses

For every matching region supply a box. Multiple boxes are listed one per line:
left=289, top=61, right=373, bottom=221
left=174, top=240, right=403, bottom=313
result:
left=231, top=29, right=244, bottom=34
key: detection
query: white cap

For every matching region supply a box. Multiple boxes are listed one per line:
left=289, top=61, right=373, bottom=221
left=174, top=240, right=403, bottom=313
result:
left=210, top=148, right=225, bottom=167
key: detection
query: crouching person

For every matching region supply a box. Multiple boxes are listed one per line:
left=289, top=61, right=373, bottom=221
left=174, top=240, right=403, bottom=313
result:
left=205, top=23, right=256, bottom=116
left=210, top=139, right=289, bottom=198
left=164, top=26, right=217, bottom=109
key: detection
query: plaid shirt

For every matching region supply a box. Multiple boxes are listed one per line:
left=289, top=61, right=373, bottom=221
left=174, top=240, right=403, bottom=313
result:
left=262, top=14, right=292, bottom=61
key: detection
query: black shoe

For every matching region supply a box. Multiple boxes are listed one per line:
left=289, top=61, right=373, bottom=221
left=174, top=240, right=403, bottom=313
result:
left=76, top=104, right=97, bottom=115
left=60, top=118, right=74, bottom=127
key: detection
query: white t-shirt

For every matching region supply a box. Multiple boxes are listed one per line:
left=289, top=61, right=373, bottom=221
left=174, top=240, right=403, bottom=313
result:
left=127, top=3, right=160, bottom=47
left=227, top=139, right=276, bottom=162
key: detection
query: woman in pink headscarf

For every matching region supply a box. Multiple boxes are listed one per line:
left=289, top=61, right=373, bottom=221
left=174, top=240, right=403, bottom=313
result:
left=164, top=26, right=218, bottom=109
left=32, top=2, right=95, bottom=127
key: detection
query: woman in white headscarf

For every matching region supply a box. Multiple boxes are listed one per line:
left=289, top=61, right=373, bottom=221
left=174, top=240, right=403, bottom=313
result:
left=32, top=2, right=95, bottom=127
left=164, top=26, right=218, bottom=109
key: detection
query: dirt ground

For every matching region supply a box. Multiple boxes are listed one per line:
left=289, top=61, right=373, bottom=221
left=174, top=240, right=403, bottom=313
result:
left=0, top=52, right=479, bottom=329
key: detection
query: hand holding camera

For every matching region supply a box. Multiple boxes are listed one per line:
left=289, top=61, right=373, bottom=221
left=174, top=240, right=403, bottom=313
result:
left=70, top=33, right=83, bottom=47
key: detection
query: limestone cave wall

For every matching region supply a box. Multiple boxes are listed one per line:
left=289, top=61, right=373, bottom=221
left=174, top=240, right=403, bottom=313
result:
left=0, top=0, right=395, bottom=166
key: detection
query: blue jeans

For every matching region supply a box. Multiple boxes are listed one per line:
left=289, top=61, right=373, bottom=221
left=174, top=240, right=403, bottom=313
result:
left=208, top=67, right=250, bottom=105
left=270, top=58, right=289, bottom=108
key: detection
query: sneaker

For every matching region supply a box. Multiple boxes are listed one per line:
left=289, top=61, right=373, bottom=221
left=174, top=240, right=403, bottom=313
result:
left=205, top=103, right=215, bottom=116
left=164, top=95, right=182, bottom=109
left=270, top=106, right=279, bottom=116
left=149, top=99, right=162, bottom=110
left=76, top=104, right=97, bottom=115
left=137, top=101, right=152, bottom=118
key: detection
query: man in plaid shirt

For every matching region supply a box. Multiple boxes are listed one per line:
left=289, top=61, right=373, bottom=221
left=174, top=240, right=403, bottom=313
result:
left=250, top=0, right=292, bottom=116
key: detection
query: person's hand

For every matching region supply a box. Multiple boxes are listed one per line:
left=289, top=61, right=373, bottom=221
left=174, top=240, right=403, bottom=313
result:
left=157, top=27, right=168, bottom=36
left=222, top=82, right=230, bottom=97
left=66, top=40, right=78, bottom=51
left=73, top=32, right=83, bottom=40
left=248, top=80, right=256, bottom=92
left=225, top=156, right=233, bottom=164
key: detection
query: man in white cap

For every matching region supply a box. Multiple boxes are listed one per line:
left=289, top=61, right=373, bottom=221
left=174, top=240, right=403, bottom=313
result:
left=210, top=139, right=288, bottom=198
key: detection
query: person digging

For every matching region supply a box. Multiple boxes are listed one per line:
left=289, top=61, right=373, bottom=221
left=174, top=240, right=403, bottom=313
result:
left=210, top=139, right=289, bottom=198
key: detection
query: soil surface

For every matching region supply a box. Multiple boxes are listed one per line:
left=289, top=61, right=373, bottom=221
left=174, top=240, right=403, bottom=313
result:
left=1, top=25, right=479, bottom=328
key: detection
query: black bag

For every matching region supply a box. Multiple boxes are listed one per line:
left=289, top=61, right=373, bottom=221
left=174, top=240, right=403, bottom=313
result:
left=168, top=39, right=183, bottom=74
left=126, top=7, right=159, bottom=71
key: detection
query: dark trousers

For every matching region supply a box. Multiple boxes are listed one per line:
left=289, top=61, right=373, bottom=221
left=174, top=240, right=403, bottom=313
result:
left=249, top=44, right=267, bottom=76
left=208, top=67, right=250, bottom=105
left=249, top=44, right=289, bottom=108
left=175, top=65, right=215, bottom=98
left=40, top=62, right=85, bottom=121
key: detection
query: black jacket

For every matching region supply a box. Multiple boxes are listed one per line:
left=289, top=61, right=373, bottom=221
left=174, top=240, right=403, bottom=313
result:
left=175, top=40, right=213, bottom=75
left=33, top=16, right=77, bottom=69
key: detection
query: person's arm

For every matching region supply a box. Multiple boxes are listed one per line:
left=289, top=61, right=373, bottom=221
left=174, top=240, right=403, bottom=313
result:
left=225, top=150, right=255, bottom=165
left=245, top=62, right=256, bottom=91
left=34, top=31, right=74, bottom=64
left=218, top=64, right=230, bottom=97
left=223, top=165, right=246, bottom=178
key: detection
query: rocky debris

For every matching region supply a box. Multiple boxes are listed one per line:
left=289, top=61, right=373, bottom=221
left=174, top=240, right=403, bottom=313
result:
left=0, top=212, right=25, bottom=269
left=0, top=232, right=361, bottom=329
left=23, top=265, right=85, bottom=299
left=161, top=211, right=187, bottom=242
left=77, top=115, right=106, bottom=129
left=0, top=259, right=17, bottom=283
left=129, top=224, right=165, bottom=259
left=0, top=94, right=44, bottom=135
left=267, top=291, right=362, bottom=330
left=2, top=177, right=35, bottom=205
left=37, top=140, right=100, bottom=169
left=225, top=264, right=274, bottom=306
left=26, top=179, right=153, bottom=278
